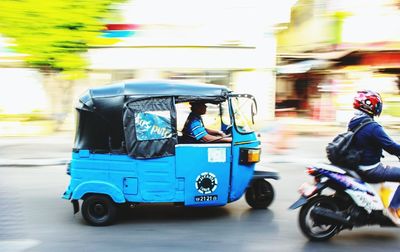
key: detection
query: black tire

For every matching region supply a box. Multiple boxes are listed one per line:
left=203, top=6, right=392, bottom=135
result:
left=245, top=179, right=274, bottom=209
left=299, top=196, right=339, bottom=241
left=81, top=194, right=117, bottom=226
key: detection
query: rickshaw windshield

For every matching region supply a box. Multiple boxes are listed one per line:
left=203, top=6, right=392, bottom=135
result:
left=230, top=95, right=256, bottom=134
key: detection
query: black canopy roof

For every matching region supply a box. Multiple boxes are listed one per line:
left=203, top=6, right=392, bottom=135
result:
left=78, top=79, right=231, bottom=111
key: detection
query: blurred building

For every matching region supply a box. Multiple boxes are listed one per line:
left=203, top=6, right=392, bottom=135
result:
left=85, top=29, right=276, bottom=121
left=276, top=0, right=400, bottom=123
left=77, top=0, right=296, bottom=123
left=1, top=0, right=296, bottom=135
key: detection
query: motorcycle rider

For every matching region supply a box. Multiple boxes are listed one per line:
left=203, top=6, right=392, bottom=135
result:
left=350, top=90, right=400, bottom=225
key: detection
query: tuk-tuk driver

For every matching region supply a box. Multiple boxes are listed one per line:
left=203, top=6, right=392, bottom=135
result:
left=182, top=102, right=232, bottom=143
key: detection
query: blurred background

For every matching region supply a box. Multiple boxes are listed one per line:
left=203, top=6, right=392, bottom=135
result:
left=1, top=0, right=400, bottom=137
left=4, top=2, right=400, bottom=250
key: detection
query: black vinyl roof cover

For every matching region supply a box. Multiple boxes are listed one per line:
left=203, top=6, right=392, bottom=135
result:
left=78, top=79, right=231, bottom=111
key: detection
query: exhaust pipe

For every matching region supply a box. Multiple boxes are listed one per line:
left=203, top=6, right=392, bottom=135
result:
left=311, top=207, right=352, bottom=227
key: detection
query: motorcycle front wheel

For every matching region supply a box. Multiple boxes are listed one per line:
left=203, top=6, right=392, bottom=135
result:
left=299, top=195, right=340, bottom=241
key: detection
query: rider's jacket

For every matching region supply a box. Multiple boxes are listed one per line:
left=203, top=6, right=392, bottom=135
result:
left=349, top=111, right=400, bottom=166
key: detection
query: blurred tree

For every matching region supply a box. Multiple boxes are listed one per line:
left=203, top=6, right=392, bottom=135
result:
left=0, top=0, right=125, bottom=129
left=0, top=0, right=124, bottom=79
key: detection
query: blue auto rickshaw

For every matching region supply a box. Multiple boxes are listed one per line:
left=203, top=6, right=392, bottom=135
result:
left=62, top=80, right=279, bottom=226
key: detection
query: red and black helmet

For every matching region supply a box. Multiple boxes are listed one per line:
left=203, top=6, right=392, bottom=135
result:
left=353, top=90, right=383, bottom=116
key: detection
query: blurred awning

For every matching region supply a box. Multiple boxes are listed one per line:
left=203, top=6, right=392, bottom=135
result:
left=277, top=50, right=353, bottom=60
left=276, top=59, right=334, bottom=74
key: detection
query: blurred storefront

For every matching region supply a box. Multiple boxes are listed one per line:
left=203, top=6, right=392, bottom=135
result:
left=276, top=0, right=400, bottom=123
left=78, top=0, right=296, bottom=123
left=0, top=0, right=295, bottom=135
left=84, top=42, right=276, bottom=122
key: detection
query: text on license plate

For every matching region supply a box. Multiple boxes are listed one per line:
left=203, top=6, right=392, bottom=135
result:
left=194, top=195, right=218, bottom=202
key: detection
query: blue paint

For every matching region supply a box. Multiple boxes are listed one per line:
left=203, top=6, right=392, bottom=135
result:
left=229, top=130, right=259, bottom=202
left=176, top=144, right=231, bottom=206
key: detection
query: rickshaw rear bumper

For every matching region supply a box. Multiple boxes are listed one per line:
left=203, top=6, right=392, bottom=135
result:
left=72, top=200, right=80, bottom=214
left=62, top=189, right=79, bottom=214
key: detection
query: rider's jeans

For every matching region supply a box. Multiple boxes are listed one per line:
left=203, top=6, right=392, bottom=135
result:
left=361, top=163, right=400, bottom=209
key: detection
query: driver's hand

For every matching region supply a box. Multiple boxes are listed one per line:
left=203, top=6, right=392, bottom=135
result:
left=218, top=131, right=226, bottom=137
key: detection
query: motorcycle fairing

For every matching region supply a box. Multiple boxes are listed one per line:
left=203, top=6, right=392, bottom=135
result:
left=289, top=196, right=308, bottom=210
left=345, top=188, right=384, bottom=213
left=318, top=168, right=385, bottom=212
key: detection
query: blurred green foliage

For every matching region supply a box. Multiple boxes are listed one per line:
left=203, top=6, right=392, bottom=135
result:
left=0, top=113, right=50, bottom=121
left=0, top=0, right=125, bottom=80
left=384, top=100, right=400, bottom=117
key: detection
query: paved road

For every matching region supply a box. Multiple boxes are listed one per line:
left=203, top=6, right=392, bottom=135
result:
left=1, top=133, right=400, bottom=252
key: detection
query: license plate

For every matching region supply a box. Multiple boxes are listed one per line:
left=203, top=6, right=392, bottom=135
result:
left=194, top=195, right=218, bottom=202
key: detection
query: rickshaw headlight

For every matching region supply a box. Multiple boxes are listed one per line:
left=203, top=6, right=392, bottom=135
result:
left=248, top=149, right=260, bottom=162
left=239, top=148, right=261, bottom=164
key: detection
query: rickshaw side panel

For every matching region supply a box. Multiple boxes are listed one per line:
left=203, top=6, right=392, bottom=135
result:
left=175, top=144, right=231, bottom=207
left=65, top=151, right=181, bottom=203
left=134, top=157, right=176, bottom=201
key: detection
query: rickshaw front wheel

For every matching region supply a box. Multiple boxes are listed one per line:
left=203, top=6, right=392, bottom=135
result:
left=245, top=179, right=274, bottom=209
left=81, top=194, right=117, bottom=226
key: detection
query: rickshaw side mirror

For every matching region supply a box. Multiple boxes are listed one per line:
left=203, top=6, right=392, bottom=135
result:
left=251, top=99, right=257, bottom=124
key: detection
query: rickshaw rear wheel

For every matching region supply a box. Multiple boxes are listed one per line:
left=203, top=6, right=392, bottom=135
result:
left=82, top=194, right=117, bottom=226
left=245, top=179, right=274, bottom=209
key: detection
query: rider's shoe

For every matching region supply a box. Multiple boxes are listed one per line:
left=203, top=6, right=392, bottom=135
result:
left=384, top=208, right=400, bottom=226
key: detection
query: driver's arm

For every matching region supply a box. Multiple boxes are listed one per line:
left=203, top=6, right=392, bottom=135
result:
left=373, top=124, right=400, bottom=156
left=202, top=134, right=232, bottom=143
left=206, top=128, right=226, bottom=137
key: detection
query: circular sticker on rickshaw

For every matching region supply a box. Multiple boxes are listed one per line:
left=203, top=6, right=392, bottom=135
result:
left=195, top=172, right=218, bottom=194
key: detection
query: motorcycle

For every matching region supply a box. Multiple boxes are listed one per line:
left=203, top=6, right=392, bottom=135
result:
left=289, top=162, right=398, bottom=241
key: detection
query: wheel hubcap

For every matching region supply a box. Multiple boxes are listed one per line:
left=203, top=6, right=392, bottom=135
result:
left=93, top=203, right=106, bottom=217
left=306, top=203, right=336, bottom=236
